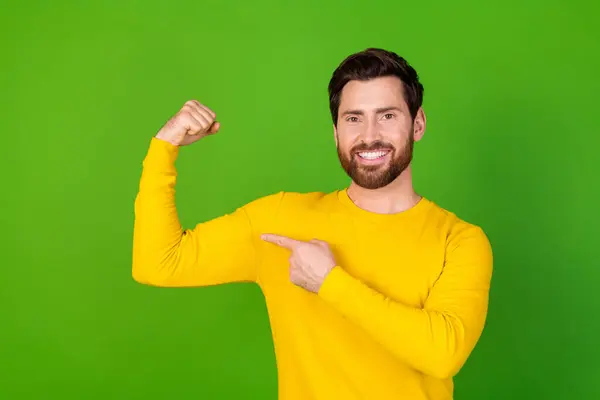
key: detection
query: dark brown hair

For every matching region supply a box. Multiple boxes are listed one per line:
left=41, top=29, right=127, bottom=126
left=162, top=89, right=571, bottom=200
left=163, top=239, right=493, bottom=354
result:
left=328, top=48, right=424, bottom=126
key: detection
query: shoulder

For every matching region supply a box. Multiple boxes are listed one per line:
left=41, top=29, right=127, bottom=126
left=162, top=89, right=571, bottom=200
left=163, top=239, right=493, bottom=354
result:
left=424, top=199, right=493, bottom=258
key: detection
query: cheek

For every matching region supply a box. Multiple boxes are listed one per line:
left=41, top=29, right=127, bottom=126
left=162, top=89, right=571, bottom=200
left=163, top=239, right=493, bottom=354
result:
left=336, top=126, right=361, bottom=147
left=381, top=121, right=412, bottom=142
left=382, top=118, right=408, bottom=132
left=338, top=140, right=355, bottom=156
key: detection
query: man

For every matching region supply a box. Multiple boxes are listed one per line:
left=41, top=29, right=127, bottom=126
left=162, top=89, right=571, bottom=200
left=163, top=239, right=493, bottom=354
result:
left=132, top=48, right=493, bottom=399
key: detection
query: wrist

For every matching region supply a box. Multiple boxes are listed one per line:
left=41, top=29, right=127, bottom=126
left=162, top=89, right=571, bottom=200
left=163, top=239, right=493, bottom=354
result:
left=145, top=136, right=181, bottom=166
left=154, top=133, right=180, bottom=147
left=318, top=266, right=344, bottom=295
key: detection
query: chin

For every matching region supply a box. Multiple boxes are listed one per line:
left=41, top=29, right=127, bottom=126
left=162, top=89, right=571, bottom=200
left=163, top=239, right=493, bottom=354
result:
left=337, top=147, right=411, bottom=190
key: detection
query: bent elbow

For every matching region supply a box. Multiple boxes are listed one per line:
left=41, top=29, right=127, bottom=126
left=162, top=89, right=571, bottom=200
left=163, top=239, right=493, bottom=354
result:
left=131, top=266, right=171, bottom=287
left=132, top=255, right=185, bottom=287
left=425, top=338, right=474, bottom=380
left=131, top=245, right=170, bottom=286
left=131, top=258, right=167, bottom=287
left=132, top=267, right=151, bottom=285
left=426, top=356, right=465, bottom=380
left=424, top=315, right=480, bottom=379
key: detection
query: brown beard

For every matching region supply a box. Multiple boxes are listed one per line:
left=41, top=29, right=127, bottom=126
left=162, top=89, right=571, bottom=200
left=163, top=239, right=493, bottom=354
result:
left=336, top=133, right=414, bottom=190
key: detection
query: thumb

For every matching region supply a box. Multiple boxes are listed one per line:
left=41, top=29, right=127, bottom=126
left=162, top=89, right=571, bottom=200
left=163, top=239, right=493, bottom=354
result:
left=207, top=121, right=220, bottom=134
left=309, top=239, right=329, bottom=248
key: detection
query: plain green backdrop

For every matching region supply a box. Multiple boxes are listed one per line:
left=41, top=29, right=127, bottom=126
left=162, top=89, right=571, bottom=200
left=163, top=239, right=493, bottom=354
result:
left=1, top=0, right=598, bottom=398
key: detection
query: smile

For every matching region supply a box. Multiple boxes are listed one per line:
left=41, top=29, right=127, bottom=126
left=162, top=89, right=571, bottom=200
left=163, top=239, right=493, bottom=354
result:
left=356, top=150, right=390, bottom=160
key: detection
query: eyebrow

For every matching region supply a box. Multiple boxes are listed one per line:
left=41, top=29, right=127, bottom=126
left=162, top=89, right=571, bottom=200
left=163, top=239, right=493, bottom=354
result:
left=341, top=106, right=402, bottom=116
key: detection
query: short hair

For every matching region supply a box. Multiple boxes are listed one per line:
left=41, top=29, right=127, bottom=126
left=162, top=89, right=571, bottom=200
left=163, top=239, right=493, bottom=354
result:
left=328, top=48, right=424, bottom=125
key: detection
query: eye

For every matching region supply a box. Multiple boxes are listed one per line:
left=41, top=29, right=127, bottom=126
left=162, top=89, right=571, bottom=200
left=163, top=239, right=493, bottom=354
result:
left=346, top=116, right=360, bottom=122
left=382, top=113, right=395, bottom=120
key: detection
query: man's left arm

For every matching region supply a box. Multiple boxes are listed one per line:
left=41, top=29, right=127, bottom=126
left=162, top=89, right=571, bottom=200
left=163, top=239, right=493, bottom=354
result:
left=318, top=225, right=493, bottom=380
left=262, top=224, right=493, bottom=380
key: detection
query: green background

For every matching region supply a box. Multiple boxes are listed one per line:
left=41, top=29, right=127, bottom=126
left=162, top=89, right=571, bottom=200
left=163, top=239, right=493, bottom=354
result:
left=1, top=0, right=598, bottom=398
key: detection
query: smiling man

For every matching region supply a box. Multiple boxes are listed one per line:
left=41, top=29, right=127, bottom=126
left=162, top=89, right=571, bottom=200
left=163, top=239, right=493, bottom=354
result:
left=132, top=48, right=493, bottom=400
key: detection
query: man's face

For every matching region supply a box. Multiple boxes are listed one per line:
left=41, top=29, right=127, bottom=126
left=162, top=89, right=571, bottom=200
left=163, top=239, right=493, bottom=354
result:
left=334, top=76, right=425, bottom=190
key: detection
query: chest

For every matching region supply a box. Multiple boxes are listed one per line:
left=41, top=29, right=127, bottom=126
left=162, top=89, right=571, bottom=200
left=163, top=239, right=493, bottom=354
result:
left=257, top=211, right=446, bottom=308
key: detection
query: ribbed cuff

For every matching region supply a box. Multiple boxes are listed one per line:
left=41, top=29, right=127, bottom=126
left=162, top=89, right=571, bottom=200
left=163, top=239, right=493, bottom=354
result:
left=318, top=266, right=354, bottom=304
left=142, top=137, right=180, bottom=171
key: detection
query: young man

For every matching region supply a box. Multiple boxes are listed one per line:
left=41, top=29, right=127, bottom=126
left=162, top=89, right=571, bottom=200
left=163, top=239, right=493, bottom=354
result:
left=132, top=48, right=493, bottom=400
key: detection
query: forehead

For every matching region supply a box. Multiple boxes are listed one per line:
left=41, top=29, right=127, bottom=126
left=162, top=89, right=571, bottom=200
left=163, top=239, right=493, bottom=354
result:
left=339, top=76, right=406, bottom=111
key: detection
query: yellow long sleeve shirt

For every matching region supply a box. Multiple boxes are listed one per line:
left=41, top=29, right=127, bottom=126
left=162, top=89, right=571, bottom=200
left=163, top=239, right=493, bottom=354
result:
left=132, top=138, right=494, bottom=400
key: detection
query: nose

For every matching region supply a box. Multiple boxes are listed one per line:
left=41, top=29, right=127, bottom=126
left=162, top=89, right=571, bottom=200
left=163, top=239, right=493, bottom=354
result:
left=361, top=118, right=380, bottom=142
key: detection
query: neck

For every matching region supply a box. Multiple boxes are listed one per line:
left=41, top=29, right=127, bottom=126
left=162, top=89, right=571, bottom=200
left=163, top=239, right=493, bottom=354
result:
left=346, top=166, right=421, bottom=215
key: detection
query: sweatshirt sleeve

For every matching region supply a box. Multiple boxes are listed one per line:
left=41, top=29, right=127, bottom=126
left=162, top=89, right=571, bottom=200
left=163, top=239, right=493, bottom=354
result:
left=132, top=137, right=280, bottom=287
left=317, top=223, right=493, bottom=380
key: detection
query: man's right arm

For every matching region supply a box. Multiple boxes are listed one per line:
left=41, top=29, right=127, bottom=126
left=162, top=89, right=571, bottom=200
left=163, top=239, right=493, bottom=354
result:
left=132, top=100, right=279, bottom=287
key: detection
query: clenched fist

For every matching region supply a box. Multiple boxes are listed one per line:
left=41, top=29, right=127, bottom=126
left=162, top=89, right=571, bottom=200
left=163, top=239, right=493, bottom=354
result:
left=155, top=100, right=220, bottom=146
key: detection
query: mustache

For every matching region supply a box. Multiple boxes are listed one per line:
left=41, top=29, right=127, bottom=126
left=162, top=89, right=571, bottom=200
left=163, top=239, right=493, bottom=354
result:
left=350, top=141, right=395, bottom=153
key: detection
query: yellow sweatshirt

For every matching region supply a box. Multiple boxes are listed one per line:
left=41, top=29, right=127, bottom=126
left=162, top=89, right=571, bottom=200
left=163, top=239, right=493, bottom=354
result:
left=132, top=137, right=493, bottom=400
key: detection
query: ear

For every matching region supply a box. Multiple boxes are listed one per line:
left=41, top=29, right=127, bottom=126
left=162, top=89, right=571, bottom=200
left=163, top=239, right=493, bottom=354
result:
left=333, top=123, right=339, bottom=147
left=413, top=107, right=426, bottom=142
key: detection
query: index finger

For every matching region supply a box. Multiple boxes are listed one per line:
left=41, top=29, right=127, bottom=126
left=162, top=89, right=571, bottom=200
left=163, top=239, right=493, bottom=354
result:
left=261, top=233, right=303, bottom=250
left=187, top=100, right=216, bottom=119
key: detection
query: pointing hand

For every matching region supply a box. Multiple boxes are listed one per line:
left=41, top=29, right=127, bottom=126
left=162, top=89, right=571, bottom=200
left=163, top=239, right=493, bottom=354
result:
left=261, top=234, right=336, bottom=293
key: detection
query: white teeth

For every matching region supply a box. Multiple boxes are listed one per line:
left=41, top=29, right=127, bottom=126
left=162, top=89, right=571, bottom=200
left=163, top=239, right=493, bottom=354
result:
left=358, top=151, right=387, bottom=160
